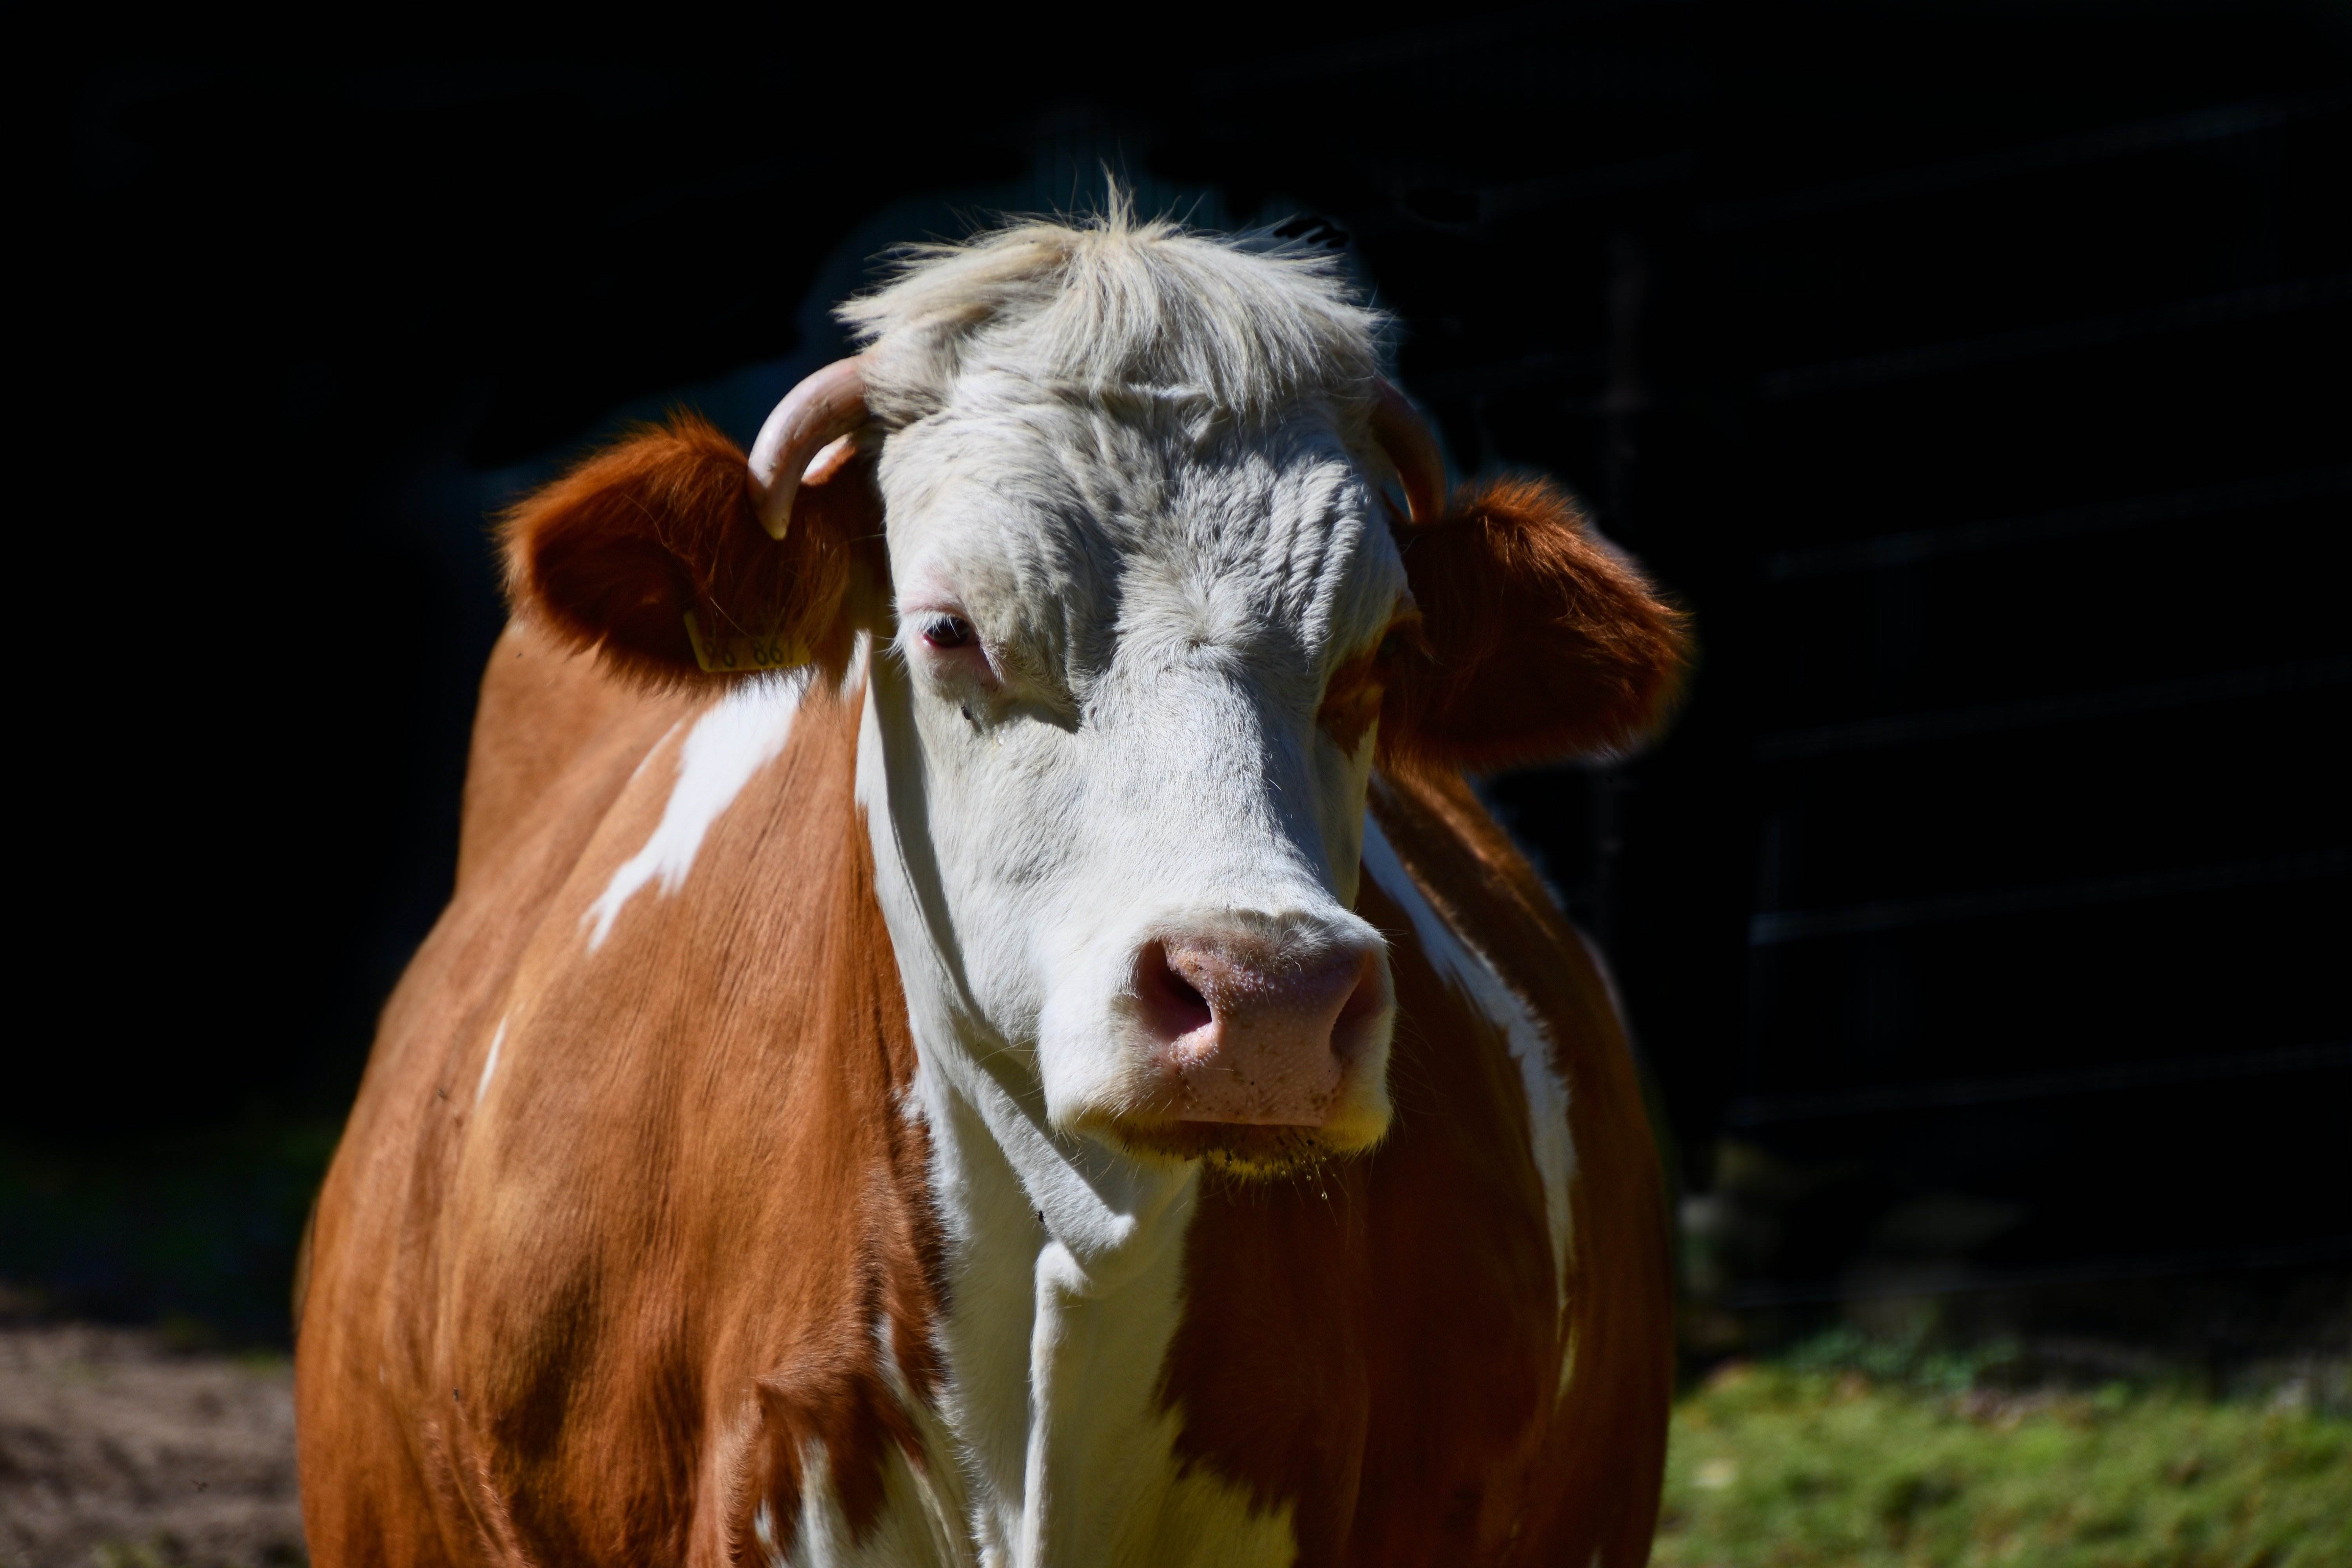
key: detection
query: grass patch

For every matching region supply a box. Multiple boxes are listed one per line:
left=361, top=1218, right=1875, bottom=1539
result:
left=1657, top=1340, right=2351, bottom=1567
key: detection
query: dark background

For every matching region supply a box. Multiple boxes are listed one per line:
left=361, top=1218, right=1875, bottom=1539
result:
left=17, top=4, right=2349, bottom=1364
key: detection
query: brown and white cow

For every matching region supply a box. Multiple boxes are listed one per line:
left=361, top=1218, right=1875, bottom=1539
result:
left=294, top=212, right=1689, bottom=1568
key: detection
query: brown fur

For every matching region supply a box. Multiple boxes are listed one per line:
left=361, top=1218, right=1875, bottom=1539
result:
left=500, top=412, right=884, bottom=690
left=1377, top=765, right=1675, bottom=1564
left=1383, top=477, right=1690, bottom=772
left=296, top=629, right=941, bottom=1566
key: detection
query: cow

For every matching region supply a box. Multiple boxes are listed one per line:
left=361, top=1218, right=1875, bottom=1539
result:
left=293, top=210, right=1690, bottom=1568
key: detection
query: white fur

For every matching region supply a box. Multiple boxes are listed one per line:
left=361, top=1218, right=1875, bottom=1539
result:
left=870, top=389, right=1401, bottom=1146
left=583, top=671, right=810, bottom=951
left=841, top=206, right=1386, bottom=436
left=1361, top=816, right=1577, bottom=1335
left=859, top=686, right=1294, bottom=1566
left=760, top=1436, right=952, bottom=1568
left=872, top=1310, right=976, bottom=1568
left=473, top=1016, right=506, bottom=1107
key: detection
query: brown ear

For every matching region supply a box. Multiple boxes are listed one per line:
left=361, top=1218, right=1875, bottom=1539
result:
left=1379, top=477, right=1690, bottom=772
left=501, top=412, right=882, bottom=688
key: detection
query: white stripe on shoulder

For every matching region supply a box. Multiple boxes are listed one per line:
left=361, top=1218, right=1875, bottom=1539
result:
left=473, top=1015, right=508, bottom=1107
left=1361, top=817, right=1575, bottom=1326
left=584, top=671, right=811, bottom=951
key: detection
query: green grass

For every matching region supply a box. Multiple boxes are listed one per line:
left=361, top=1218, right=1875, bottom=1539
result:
left=1655, top=1350, right=2352, bottom=1567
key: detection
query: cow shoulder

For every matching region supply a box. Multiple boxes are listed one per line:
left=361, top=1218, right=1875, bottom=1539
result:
left=457, top=617, right=696, bottom=891
left=298, top=637, right=701, bottom=1565
left=420, top=679, right=946, bottom=1564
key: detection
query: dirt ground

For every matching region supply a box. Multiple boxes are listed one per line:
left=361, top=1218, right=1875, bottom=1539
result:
left=0, top=1324, right=304, bottom=1568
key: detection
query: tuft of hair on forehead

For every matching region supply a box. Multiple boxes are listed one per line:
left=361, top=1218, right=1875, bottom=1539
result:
left=839, top=198, right=1388, bottom=430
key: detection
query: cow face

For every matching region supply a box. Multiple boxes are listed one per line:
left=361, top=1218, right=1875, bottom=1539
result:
left=873, top=384, right=1405, bottom=1169
left=502, top=219, right=1688, bottom=1179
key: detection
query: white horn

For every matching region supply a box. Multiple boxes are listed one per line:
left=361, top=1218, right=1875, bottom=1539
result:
left=1369, top=376, right=1446, bottom=527
left=748, top=355, right=873, bottom=541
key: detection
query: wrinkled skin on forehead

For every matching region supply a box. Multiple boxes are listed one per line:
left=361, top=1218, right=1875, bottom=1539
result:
left=876, top=383, right=1405, bottom=1158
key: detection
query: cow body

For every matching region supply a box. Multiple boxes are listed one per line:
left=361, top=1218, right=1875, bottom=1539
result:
left=296, top=214, right=1679, bottom=1567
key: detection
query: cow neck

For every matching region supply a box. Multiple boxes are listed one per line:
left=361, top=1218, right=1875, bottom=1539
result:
left=855, top=653, right=1210, bottom=1564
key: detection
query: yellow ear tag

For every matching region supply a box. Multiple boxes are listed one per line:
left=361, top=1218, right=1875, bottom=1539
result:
left=683, top=612, right=808, bottom=674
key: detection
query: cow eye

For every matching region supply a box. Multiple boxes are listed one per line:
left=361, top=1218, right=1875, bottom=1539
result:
left=922, top=615, right=975, bottom=651
left=1373, top=615, right=1425, bottom=671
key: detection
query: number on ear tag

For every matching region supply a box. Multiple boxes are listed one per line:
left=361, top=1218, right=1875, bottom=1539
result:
left=683, top=612, right=808, bottom=673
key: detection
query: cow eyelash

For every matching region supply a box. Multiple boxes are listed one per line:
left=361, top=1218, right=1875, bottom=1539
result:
left=920, top=615, right=976, bottom=651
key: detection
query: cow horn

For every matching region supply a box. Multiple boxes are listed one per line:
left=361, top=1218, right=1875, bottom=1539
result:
left=1370, top=376, right=1446, bottom=527
left=748, top=355, right=873, bottom=541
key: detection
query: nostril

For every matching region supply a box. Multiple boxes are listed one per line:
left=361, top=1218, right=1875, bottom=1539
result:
left=1137, top=940, right=1215, bottom=1042
left=1330, top=951, right=1390, bottom=1063
left=1145, top=935, right=1387, bottom=1052
left=1168, top=969, right=1208, bottom=1014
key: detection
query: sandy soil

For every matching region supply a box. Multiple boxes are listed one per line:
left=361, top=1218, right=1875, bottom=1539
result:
left=0, top=1325, right=304, bottom=1568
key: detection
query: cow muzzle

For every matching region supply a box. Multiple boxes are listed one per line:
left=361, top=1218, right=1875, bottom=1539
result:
left=1104, top=923, right=1395, bottom=1171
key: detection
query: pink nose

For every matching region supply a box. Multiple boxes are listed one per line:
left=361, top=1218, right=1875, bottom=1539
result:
left=1134, top=931, right=1390, bottom=1126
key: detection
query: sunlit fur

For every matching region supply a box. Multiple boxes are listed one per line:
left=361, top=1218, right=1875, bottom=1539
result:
left=841, top=203, right=1387, bottom=436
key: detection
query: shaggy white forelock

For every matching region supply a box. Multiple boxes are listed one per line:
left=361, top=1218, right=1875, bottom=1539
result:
left=838, top=205, right=1390, bottom=432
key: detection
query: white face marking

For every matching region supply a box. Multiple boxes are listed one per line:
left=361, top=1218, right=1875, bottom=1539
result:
left=1361, top=817, right=1576, bottom=1340
left=473, top=1016, right=507, bottom=1107
left=874, top=388, right=1402, bottom=1148
left=583, top=671, right=810, bottom=951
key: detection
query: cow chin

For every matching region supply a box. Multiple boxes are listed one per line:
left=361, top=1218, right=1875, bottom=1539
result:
left=1042, top=1017, right=1397, bottom=1178
left=1096, top=1112, right=1388, bottom=1178
left=1058, top=1056, right=1396, bottom=1178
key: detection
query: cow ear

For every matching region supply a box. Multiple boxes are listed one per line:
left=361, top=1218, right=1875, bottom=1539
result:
left=1379, top=477, right=1690, bottom=773
left=501, top=412, right=883, bottom=687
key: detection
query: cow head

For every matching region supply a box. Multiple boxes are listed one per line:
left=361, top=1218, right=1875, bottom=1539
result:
left=505, top=216, right=1687, bottom=1176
